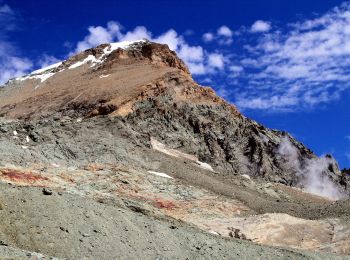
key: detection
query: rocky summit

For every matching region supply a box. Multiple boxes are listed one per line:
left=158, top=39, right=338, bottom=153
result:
left=0, top=40, right=350, bottom=259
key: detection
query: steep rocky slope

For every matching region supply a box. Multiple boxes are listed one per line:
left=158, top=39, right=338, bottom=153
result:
left=0, top=40, right=349, bottom=259
left=1, top=40, right=346, bottom=195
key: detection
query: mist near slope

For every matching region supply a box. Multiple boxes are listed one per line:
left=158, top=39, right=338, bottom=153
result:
left=277, top=137, right=345, bottom=200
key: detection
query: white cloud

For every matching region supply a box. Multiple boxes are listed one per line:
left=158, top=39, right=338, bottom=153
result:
left=233, top=3, right=350, bottom=110
left=74, top=21, right=123, bottom=53
left=178, top=44, right=204, bottom=62
left=37, top=54, right=61, bottom=68
left=346, top=135, right=350, bottom=141
left=236, top=95, right=298, bottom=110
left=1, top=58, right=32, bottom=81
left=187, top=63, right=206, bottom=75
left=208, top=53, right=225, bottom=69
left=0, top=4, right=33, bottom=85
left=71, top=21, right=228, bottom=76
left=229, top=65, right=243, bottom=73
left=202, top=25, right=234, bottom=45
left=217, top=25, right=233, bottom=37
left=0, top=3, right=60, bottom=82
left=202, top=32, right=214, bottom=42
left=154, top=29, right=182, bottom=50
left=152, top=30, right=210, bottom=75
left=229, top=65, right=244, bottom=78
left=120, top=26, right=152, bottom=42
left=251, top=20, right=271, bottom=33
left=0, top=42, right=33, bottom=84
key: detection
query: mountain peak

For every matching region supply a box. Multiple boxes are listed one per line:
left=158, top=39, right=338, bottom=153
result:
left=0, top=40, right=229, bottom=119
left=7, top=40, right=146, bottom=84
left=64, top=40, right=190, bottom=75
left=16, top=39, right=190, bottom=82
left=7, top=40, right=190, bottom=85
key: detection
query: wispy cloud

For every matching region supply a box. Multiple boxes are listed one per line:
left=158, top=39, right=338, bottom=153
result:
left=233, top=2, right=350, bottom=111
left=0, top=3, right=33, bottom=84
left=0, top=3, right=16, bottom=32
left=37, top=54, right=61, bottom=68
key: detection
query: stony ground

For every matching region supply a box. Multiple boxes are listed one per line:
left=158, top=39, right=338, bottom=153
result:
left=0, top=116, right=349, bottom=259
left=0, top=182, right=346, bottom=260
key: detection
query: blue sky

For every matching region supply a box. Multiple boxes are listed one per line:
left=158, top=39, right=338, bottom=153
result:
left=1, top=0, right=350, bottom=168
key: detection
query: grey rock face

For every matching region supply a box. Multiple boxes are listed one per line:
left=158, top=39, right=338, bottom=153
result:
left=122, top=73, right=347, bottom=196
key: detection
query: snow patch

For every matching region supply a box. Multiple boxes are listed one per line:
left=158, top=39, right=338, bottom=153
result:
left=15, top=71, right=55, bottom=84
left=150, top=137, right=214, bottom=172
left=104, top=40, right=145, bottom=55
left=69, top=55, right=98, bottom=69
left=196, top=161, right=214, bottom=171
left=147, top=171, right=173, bottom=179
left=31, top=62, right=62, bottom=74
left=241, top=174, right=251, bottom=180
left=99, top=74, right=110, bottom=78
left=34, top=73, right=55, bottom=83
left=13, top=61, right=62, bottom=84
left=150, top=137, right=197, bottom=161
left=208, top=230, right=220, bottom=236
left=68, top=40, right=145, bottom=70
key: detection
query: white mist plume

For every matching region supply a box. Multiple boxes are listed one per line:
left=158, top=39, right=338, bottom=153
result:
left=277, top=137, right=299, bottom=171
left=278, top=137, right=345, bottom=200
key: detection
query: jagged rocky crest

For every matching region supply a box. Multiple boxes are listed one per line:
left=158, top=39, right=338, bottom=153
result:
left=0, top=40, right=348, bottom=199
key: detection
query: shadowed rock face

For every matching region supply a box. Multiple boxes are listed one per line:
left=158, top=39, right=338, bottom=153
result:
left=0, top=40, right=349, bottom=258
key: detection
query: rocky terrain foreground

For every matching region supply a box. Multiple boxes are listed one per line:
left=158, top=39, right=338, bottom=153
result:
left=0, top=40, right=350, bottom=259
